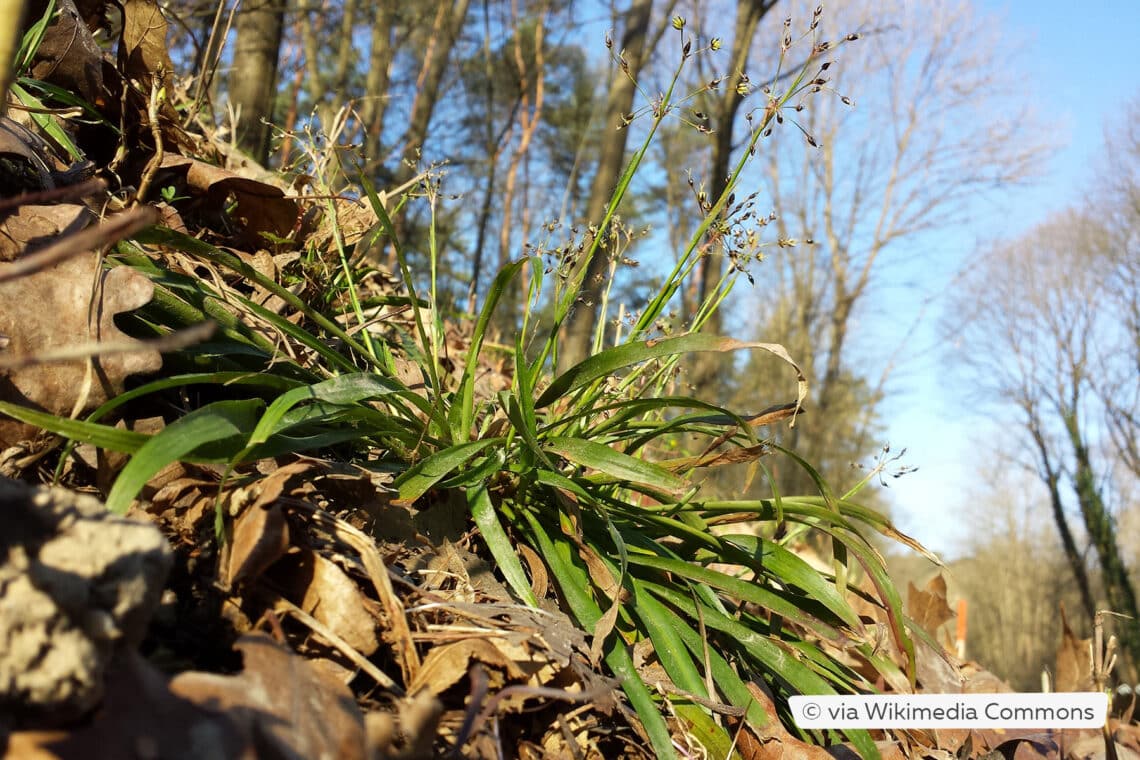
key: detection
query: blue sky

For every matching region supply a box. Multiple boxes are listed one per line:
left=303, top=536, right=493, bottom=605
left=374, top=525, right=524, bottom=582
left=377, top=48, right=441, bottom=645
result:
left=878, top=0, right=1140, bottom=557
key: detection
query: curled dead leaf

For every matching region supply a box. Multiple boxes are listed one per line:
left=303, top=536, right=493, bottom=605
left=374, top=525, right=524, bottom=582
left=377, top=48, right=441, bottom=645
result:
left=159, top=155, right=299, bottom=248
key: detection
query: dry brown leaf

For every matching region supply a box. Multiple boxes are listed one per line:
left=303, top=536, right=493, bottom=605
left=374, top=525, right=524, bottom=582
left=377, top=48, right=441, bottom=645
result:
left=159, top=155, right=299, bottom=248
left=660, top=442, right=771, bottom=473
left=0, top=203, right=92, bottom=262
left=364, top=690, right=442, bottom=760
left=412, top=637, right=527, bottom=696
left=914, top=636, right=964, bottom=693
left=224, top=501, right=289, bottom=589
left=0, top=118, right=69, bottom=196
left=1067, top=731, right=1140, bottom=760
left=170, top=633, right=368, bottom=760
left=736, top=681, right=833, bottom=759
left=0, top=248, right=161, bottom=447
left=25, top=0, right=109, bottom=109
left=908, top=573, right=956, bottom=640
left=271, top=548, right=381, bottom=656
left=574, top=543, right=624, bottom=666
left=1055, top=604, right=1094, bottom=692
left=517, top=542, right=549, bottom=600
left=220, top=462, right=315, bottom=588
left=120, top=0, right=175, bottom=93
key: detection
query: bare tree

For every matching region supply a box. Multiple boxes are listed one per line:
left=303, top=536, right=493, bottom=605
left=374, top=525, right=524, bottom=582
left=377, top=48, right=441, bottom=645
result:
left=1093, top=96, right=1140, bottom=482
left=735, top=0, right=1047, bottom=493
left=948, top=209, right=1140, bottom=673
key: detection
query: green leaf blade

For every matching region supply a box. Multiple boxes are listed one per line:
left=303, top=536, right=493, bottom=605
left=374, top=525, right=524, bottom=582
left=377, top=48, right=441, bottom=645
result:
left=105, top=399, right=264, bottom=514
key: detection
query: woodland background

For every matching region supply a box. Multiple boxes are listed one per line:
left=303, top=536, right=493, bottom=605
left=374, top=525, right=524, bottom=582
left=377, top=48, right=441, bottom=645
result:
left=183, top=0, right=1140, bottom=690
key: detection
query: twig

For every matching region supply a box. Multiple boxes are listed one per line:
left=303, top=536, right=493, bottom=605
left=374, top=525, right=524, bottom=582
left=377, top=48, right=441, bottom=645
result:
left=133, top=78, right=166, bottom=205
left=0, top=321, right=217, bottom=369
left=0, top=178, right=108, bottom=212
left=0, top=206, right=159, bottom=283
left=265, top=591, right=404, bottom=695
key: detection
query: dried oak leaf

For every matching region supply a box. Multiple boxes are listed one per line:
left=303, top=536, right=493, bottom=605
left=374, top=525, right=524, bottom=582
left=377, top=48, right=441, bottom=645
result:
left=220, top=462, right=304, bottom=589
left=412, top=638, right=527, bottom=696
left=908, top=573, right=955, bottom=642
left=1055, top=604, right=1094, bottom=692
left=269, top=548, right=382, bottom=657
left=364, top=690, right=442, bottom=760
left=169, top=633, right=367, bottom=760
left=223, top=500, right=289, bottom=590
left=409, top=602, right=592, bottom=700
left=0, top=242, right=161, bottom=447
left=0, top=203, right=91, bottom=261
left=159, top=155, right=299, bottom=248
left=120, top=0, right=175, bottom=92
left=903, top=575, right=967, bottom=694
left=734, top=681, right=834, bottom=759
left=119, top=0, right=194, bottom=155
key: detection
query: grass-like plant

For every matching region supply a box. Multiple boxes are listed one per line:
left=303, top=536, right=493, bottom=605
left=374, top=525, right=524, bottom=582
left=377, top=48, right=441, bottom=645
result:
left=0, top=14, right=931, bottom=760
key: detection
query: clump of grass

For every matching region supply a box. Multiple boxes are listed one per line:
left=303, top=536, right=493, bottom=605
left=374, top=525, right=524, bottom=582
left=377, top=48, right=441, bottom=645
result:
left=2, top=10, right=925, bottom=759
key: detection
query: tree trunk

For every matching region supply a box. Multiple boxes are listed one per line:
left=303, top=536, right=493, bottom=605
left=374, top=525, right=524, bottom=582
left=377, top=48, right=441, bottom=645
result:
left=1064, top=409, right=1140, bottom=670
left=228, top=0, right=286, bottom=164
left=1028, top=419, right=1097, bottom=622
left=687, top=0, right=776, bottom=397
left=558, top=0, right=654, bottom=371
left=361, top=2, right=395, bottom=172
